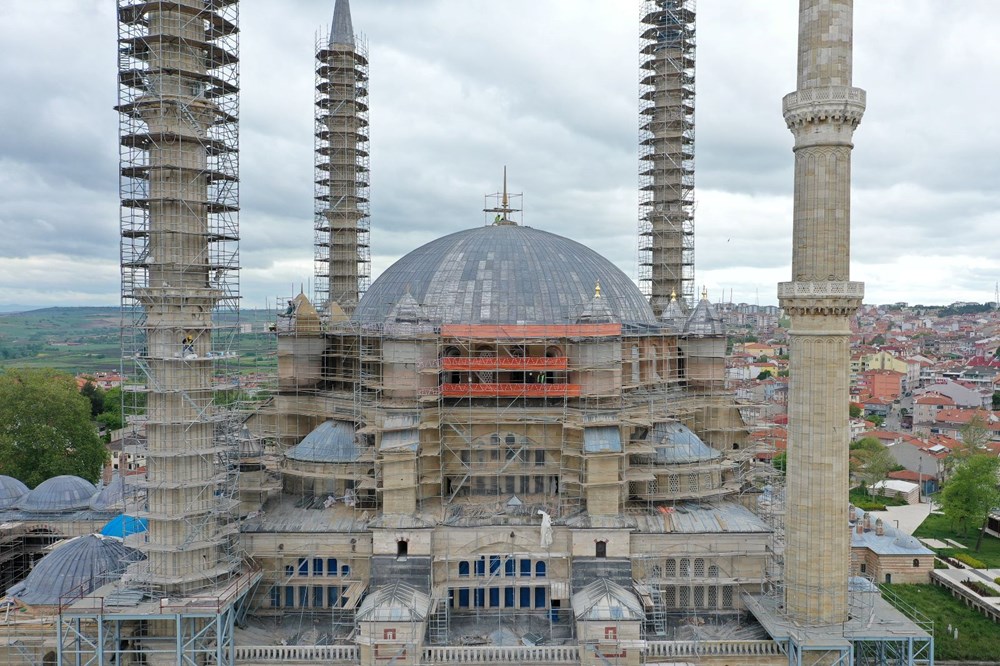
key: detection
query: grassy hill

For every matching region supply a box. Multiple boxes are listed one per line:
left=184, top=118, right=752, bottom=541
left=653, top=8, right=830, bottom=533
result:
left=0, top=307, right=275, bottom=376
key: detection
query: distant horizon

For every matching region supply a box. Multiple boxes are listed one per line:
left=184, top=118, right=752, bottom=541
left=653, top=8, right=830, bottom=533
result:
left=3, top=298, right=998, bottom=315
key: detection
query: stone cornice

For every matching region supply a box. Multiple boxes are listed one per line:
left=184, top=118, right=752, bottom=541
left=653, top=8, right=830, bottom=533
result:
left=778, top=281, right=864, bottom=316
left=783, top=86, right=866, bottom=130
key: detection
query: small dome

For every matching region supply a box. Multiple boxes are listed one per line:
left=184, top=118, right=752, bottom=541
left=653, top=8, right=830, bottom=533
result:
left=286, top=421, right=360, bottom=463
left=650, top=422, right=721, bottom=464
left=0, top=475, right=29, bottom=510
left=6, top=534, right=142, bottom=606
left=893, top=535, right=922, bottom=550
left=354, top=225, right=656, bottom=326
left=90, top=475, right=126, bottom=512
left=17, top=475, right=97, bottom=512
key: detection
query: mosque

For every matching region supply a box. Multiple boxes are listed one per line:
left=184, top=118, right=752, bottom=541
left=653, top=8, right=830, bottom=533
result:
left=0, top=1, right=935, bottom=665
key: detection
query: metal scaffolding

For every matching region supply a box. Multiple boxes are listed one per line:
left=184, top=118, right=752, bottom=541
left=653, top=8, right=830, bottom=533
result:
left=639, top=0, right=696, bottom=313
left=314, top=26, right=371, bottom=316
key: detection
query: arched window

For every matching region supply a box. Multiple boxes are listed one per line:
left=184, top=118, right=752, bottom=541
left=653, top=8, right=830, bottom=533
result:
left=912, top=558, right=920, bottom=568
left=694, top=558, right=705, bottom=577
left=535, top=561, right=546, bottom=577
left=396, top=540, right=408, bottom=558
left=679, top=558, right=690, bottom=577
left=459, top=561, right=470, bottom=577
left=595, top=541, right=607, bottom=558
left=665, top=559, right=676, bottom=577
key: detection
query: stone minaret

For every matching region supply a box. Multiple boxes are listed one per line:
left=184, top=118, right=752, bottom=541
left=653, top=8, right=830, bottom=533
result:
left=118, top=0, right=241, bottom=593
left=778, top=0, right=866, bottom=625
left=639, top=0, right=696, bottom=313
left=315, top=0, right=371, bottom=315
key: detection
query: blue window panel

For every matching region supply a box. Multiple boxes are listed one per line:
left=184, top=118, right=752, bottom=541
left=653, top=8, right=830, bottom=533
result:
left=534, top=587, right=546, bottom=608
left=535, top=561, right=546, bottom=577
left=298, top=586, right=309, bottom=607
left=520, top=587, right=531, bottom=608
left=505, top=587, right=515, bottom=607
left=458, top=562, right=470, bottom=578
left=474, top=589, right=485, bottom=608
left=270, top=586, right=281, bottom=608
left=520, top=559, right=531, bottom=576
left=475, top=559, right=485, bottom=576
left=327, top=558, right=337, bottom=576
left=284, top=586, right=294, bottom=607
left=328, top=587, right=339, bottom=607
left=313, top=558, right=324, bottom=576
left=458, top=588, right=470, bottom=608
left=313, top=586, right=324, bottom=607
left=489, top=555, right=501, bottom=575
left=341, top=564, right=350, bottom=577
left=504, top=558, right=515, bottom=577
left=489, top=587, right=500, bottom=607
left=285, top=565, right=294, bottom=577
left=298, top=558, right=308, bottom=576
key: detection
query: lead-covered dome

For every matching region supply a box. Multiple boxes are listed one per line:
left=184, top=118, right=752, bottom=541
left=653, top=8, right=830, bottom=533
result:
left=5, top=534, right=142, bottom=606
left=17, top=475, right=97, bottom=512
left=354, top=225, right=656, bottom=326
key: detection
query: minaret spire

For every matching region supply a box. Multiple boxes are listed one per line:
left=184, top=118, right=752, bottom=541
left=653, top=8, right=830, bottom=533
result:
left=331, top=0, right=355, bottom=47
left=315, top=0, right=371, bottom=314
left=779, top=0, right=866, bottom=627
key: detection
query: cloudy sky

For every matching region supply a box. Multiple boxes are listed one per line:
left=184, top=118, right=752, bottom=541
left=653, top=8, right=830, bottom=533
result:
left=1, top=1, right=998, bottom=309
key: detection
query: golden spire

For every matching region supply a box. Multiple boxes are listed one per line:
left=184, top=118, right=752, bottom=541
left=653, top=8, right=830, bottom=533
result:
left=670, top=289, right=677, bottom=302
left=594, top=280, right=602, bottom=298
left=502, top=165, right=508, bottom=211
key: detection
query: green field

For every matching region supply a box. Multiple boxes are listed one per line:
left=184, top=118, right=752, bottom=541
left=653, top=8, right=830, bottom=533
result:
left=913, top=512, right=1000, bottom=568
left=0, top=307, right=276, bottom=376
left=881, top=584, right=1000, bottom=661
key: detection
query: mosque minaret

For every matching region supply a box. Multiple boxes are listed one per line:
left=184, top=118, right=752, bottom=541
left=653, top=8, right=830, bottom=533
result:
left=778, top=0, right=867, bottom=625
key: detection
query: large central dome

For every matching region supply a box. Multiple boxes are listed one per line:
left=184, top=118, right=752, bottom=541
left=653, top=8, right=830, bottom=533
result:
left=354, top=224, right=656, bottom=326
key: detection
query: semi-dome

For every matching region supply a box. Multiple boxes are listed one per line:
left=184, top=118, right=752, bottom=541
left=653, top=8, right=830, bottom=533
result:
left=354, top=224, right=656, bottom=326
left=0, top=475, right=29, bottom=509
left=286, top=420, right=361, bottom=463
left=650, top=422, right=721, bottom=464
left=17, top=475, right=97, bottom=512
left=5, top=534, right=141, bottom=606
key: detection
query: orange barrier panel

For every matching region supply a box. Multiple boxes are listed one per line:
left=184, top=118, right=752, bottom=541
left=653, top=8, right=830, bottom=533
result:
left=440, top=357, right=569, bottom=371
left=440, top=383, right=582, bottom=398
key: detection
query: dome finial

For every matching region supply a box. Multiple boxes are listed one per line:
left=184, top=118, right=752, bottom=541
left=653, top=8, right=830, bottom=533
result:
left=484, top=166, right=520, bottom=226
left=594, top=280, right=602, bottom=298
left=670, top=289, right=677, bottom=302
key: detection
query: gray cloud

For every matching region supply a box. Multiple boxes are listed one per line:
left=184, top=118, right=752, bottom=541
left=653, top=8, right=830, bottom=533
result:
left=0, top=0, right=997, bottom=309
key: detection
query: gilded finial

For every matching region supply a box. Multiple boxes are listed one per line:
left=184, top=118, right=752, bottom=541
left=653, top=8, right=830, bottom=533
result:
left=502, top=166, right=508, bottom=211
left=594, top=280, right=601, bottom=298
left=670, top=289, right=677, bottom=302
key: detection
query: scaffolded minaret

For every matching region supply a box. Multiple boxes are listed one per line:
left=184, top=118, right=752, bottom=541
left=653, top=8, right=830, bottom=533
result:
left=779, top=0, right=866, bottom=625
left=315, top=0, right=371, bottom=316
left=639, top=0, right=696, bottom=314
left=118, top=0, right=242, bottom=594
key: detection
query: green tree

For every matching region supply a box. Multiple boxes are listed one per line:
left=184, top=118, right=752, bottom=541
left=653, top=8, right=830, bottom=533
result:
left=940, top=454, right=1000, bottom=550
left=849, top=404, right=862, bottom=419
left=866, top=414, right=885, bottom=428
left=851, top=437, right=896, bottom=496
left=993, top=391, right=1000, bottom=410
left=0, top=368, right=107, bottom=487
left=79, top=380, right=105, bottom=417
left=756, top=370, right=773, bottom=381
left=960, top=414, right=991, bottom=452
left=772, top=452, right=787, bottom=474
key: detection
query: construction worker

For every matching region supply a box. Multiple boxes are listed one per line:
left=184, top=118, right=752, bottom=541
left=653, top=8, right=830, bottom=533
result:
left=182, top=333, right=195, bottom=355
